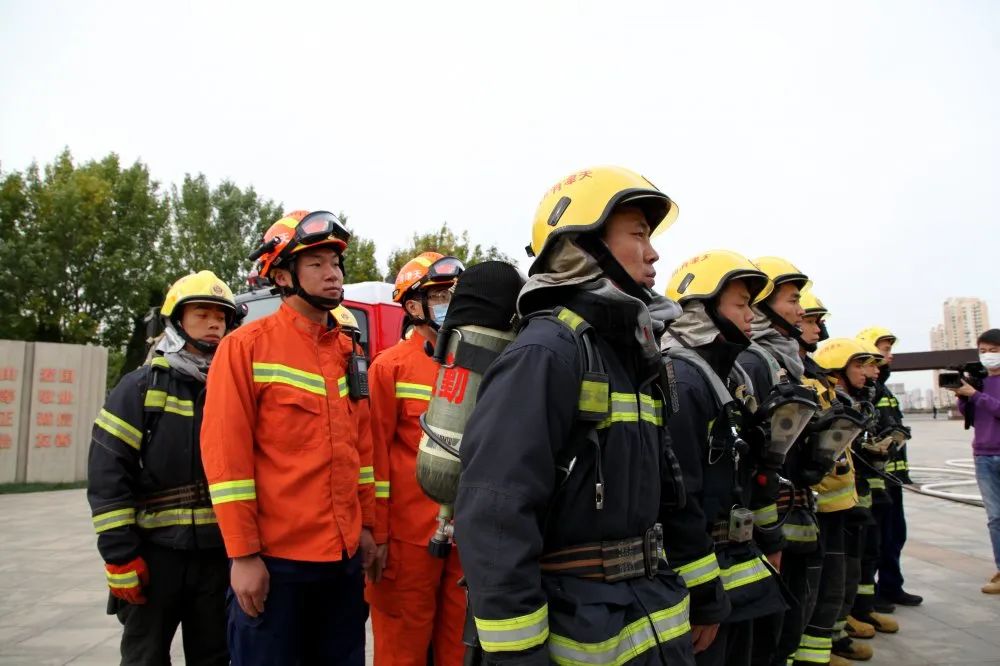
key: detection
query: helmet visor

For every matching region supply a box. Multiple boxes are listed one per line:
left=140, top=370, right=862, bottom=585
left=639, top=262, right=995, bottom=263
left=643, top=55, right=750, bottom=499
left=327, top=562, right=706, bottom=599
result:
left=425, top=256, right=465, bottom=283
left=295, top=211, right=350, bottom=248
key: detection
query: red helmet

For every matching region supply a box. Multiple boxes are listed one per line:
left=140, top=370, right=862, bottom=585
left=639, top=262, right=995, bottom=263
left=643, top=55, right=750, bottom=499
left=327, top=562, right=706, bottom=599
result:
left=252, top=210, right=350, bottom=278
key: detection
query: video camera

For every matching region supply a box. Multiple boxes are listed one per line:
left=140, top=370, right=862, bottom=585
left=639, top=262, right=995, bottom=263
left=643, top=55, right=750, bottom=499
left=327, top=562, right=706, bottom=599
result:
left=938, top=362, right=986, bottom=391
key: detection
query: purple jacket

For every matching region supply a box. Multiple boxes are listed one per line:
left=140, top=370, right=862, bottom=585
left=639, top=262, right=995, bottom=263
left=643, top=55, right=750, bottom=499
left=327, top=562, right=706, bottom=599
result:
left=958, top=375, right=1000, bottom=456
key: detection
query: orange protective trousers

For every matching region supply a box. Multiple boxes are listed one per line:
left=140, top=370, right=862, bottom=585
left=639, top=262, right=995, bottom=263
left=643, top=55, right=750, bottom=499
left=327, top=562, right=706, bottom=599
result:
left=368, top=539, right=465, bottom=666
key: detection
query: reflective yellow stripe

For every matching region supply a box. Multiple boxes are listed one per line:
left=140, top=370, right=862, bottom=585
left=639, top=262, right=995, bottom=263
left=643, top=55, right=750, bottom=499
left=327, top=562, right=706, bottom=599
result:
left=549, top=596, right=690, bottom=666
left=359, top=466, right=375, bottom=485
left=816, top=483, right=856, bottom=507
left=106, top=570, right=140, bottom=589
left=338, top=375, right=349, bottom=398
left=556, top=309, right=585, bottom=332
left=597, top=393, right=661, bottom=429
left=395, top=382, right=433, bottom=401
left=252, top=362, right=327, bottom=396
left=857, top=584, right=875, bottom=596
left=375, top=481, right=391, bottom=499
left=92, top=508, right=136, bottom=533
left=476, top=604, right=549, bottom=652
left=94, top=408, right=142, bottom=450
left=877, top=398, right=892, bottom=408
left=150, top=356, right=170, bottom=369
left=137, top=507, right=217, bottom=529
left=579, top=379, right=609, bottom=414
left=144, top=390, right=195, bottom=417
left=675, top=553, right=721, bottom=588
left=869, top=478, right=886, bottom=490
left=720, top=556, right=771, bottom=590
left=794, top=633, right=832, bottom=663
left=753, top=504, right=778, bottom=526
left=857, top=492, right=873, bottom=509
left=782, top=522, right=819, bottom=542
left=209, top=479, right=256, bottom=504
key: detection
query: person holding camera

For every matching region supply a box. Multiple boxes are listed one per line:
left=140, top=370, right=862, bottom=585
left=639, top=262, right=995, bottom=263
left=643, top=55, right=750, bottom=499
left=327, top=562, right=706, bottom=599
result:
left=951, top=328, right=1000, bottom=594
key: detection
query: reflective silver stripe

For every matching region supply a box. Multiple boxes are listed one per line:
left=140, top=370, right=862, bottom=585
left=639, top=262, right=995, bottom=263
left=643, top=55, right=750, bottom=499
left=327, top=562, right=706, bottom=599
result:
left=92, top=508, right=136, bottom=533
left=208, top=479, right=257, bottom=504
left=252, top=362, right=327, bottom=396
left=782, top=522, right=819, bottom=542
left=106, top=570, right=140, bottom=589
left=94, top=408, right=142, bottom=450
left=720, top=557, right=771, bottom=591
left=359, top=466, right=375, bottom=485
left=676, top=553, right=721, bottom=588
left=395, top=382, right=432, bottom=400
left=794, top=633, right=832, bottom=663
left=549, top=596, right=690, bottom=665
left=475, top=605, right=549, bottom=652
left=753, top=504, right=778, bottom=526
left=597, top=393, right=661, bottom=429
left=375, top=481, right=390, bottom=499
left=136, top=508, right=217, bottom=529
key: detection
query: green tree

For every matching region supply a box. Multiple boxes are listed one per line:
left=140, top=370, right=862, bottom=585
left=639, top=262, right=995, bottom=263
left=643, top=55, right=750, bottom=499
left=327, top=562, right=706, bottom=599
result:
left=0, top=149, right=169, bottom=352
left=339, top=213, right=382, bottom=282
left=385, top=222, right=514, bottom=280
left=168, top=174, right=283, bottom=290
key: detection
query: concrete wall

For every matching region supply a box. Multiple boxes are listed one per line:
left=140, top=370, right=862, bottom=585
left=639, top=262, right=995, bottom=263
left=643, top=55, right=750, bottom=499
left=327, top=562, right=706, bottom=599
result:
left=0, top=340, right=108, bottom=484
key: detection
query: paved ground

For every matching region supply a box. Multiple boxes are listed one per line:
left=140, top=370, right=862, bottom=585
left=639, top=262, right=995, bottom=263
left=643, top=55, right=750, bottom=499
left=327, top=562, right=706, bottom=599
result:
left=0, top=415, right=997, bottom=665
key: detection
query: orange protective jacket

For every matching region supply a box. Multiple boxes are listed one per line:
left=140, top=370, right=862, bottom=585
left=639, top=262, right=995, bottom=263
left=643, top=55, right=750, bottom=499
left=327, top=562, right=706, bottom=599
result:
left=201, top=302, right=375, bottom=561
left=370, top=331, right=441, bottom=546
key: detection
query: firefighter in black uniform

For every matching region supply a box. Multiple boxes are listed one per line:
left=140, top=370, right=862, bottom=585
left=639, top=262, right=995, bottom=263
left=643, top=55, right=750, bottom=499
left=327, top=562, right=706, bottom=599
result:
left=812, top=338, right=897, bottom=661
left=736, top=257, right=823, bottom=666
left=794, top=290, right=868, bottom=666
left=660, top=250, right=788, bottom=665
left=88, top=271, right=236, bottom=665
left=455, top=166, right=696, bottom=665
left=856, top=327, right=923, bottom=611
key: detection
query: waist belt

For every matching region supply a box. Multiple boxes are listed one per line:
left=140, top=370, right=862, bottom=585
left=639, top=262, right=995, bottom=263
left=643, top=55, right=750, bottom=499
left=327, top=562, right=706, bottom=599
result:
left=540, top=524, right=663, bottom=582
left=138, top=481, right=212, bottom=512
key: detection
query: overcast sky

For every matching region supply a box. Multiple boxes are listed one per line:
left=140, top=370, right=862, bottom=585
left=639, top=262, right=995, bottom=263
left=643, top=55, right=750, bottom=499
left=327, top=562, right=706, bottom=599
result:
left=2, top=1, right=998, bottom=390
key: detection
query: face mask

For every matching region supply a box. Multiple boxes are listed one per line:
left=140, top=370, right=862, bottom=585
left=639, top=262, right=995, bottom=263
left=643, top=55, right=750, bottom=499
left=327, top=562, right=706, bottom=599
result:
left=431, top=303, right=449, bottom=327
left=981, top=352, right=1000, bottom=369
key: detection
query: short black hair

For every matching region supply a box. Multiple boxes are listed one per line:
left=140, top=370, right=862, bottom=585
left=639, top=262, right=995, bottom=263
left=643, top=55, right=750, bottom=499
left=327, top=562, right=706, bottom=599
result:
left=978, top=328, right=1000, bottom=346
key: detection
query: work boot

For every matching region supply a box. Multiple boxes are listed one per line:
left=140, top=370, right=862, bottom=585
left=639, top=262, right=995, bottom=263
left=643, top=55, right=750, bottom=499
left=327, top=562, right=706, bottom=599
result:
left=873, top=595, right=896, bottom=613
left=833, top=637, right=874, bottom=661
left=885, top=589, right=923, bottom=606
left=830, top=655, right=853, bottom=666
left=846, top=615, right=875, bottom=639
left=854, top=611, right=899, bottom=634
left=982, top=572, right=1000, bottom=594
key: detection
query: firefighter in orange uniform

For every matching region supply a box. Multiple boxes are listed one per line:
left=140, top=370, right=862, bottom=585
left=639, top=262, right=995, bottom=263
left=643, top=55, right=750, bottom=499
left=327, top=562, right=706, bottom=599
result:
left=200, top=210, right=377, bottom=666
left=367, top=252, right=466, bottom=666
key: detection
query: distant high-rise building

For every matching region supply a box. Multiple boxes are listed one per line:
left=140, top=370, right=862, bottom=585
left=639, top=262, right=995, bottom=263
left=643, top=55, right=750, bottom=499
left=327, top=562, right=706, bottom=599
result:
left=887, top=382, right=907, bottom=410
left=939, top=298, right=990, bottom=350
left=929, top=297, right=990, bottom=407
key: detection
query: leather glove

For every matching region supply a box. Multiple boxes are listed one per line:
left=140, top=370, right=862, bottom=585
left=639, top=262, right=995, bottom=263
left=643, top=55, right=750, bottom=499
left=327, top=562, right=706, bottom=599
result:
left=105, top=556, right=150, bottom=605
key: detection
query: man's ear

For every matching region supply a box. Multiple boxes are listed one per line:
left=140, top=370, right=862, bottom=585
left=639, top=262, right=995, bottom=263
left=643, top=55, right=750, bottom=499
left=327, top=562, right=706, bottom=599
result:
left=272, top=268, right=291, bottom=288
left=404, top=299, right=422, bottom=319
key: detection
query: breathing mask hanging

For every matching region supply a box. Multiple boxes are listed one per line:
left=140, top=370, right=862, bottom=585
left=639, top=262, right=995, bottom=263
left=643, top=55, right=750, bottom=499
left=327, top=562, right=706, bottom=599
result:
left=757, top=381, right=820, bottom=466
left=809, top=403, right=865, bottom=468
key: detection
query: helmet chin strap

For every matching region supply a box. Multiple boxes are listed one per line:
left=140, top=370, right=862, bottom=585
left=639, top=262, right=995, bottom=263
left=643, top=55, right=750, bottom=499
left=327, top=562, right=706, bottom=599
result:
left=705, top=300, right=751, bottom=346
left=574, top=234, right=652, bottom=305
left=171, top=320, right=218, bottom=355
left=283, top=258, right=344, bottom=311
left=758, top=301, right=804, bottom=342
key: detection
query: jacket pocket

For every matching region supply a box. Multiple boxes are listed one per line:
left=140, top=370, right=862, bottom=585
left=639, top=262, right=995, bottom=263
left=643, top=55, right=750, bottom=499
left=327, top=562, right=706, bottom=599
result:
left=259, top=385, right=325, bottom=450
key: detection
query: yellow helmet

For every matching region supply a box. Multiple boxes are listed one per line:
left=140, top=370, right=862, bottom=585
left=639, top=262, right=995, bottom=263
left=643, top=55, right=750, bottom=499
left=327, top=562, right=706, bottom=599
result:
left=665, top=250, right=772, bottom=304
left=161, top=270, right=236, bottom=322
left=528, top=166, right=678, bottom=262
left=856, top=326, right=897, bottom=347
left=331, top=305, right=359, bottom=329
left=856, top=339, right=887, bottom=366
left=814, top=338, right=876, bottom=371
left=799, top=286, right=829, bottom=318
left=753, top=256, right=811, bottom=304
